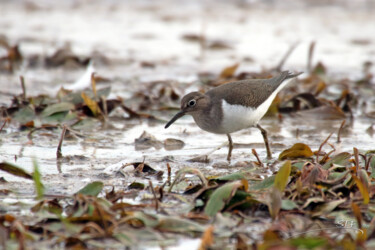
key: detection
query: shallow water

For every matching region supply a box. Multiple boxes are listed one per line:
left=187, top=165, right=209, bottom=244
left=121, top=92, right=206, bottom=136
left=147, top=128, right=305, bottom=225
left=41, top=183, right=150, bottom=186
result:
left=0, top=1, right=375, bottom=248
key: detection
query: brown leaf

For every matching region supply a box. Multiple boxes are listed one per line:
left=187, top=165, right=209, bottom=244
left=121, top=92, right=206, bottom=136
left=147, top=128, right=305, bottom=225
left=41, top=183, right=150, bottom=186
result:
left=263, top=229, right=281, bottom=241
left=164, top=138, right=185, bottom=151
left=296, top=105, right=346, bottom=120
left=219, top=63, right=239, bottom=79
left=279, top=143, right=313, bottom=160
left=134, top=131, right=163, bottom=150
left=351, top=202, right=363, bottom=229
left=301, top=162, right=329, bottom=186
left=208, top=40, right=232, bottom=50
left=352, top=172, right=369, bottom=205
left=235, top=234, right=249, bottom=250
left=268, top=188, right=282, bottom=220
left=0, top=162, right=32, bottom=179
left=122, top=162, right=157, bottom=174
left=188, top=155, right=209, bottom=163
left=282, top=93, right=322, bottom=113
left=181, top=33, right=203, bottom=42
left=45, top=45, right=89, bottom=68
left=199, top=225, right=214, bottom=250
left=81, top=92, right=102, bottom=117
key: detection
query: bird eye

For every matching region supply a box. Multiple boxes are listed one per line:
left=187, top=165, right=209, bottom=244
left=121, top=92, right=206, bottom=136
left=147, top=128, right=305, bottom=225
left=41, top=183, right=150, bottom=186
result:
left=188, top=99, right=196, bottom=107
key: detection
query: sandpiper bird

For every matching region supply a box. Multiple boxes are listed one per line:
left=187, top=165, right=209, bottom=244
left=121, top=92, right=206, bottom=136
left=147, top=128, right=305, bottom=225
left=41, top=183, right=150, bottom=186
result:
left=165, top=71, right=302, bottom=161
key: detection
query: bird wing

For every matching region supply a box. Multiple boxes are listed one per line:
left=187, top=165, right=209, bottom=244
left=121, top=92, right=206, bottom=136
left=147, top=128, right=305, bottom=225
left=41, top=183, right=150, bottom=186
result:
left=206, top=71, right=298, bottom=108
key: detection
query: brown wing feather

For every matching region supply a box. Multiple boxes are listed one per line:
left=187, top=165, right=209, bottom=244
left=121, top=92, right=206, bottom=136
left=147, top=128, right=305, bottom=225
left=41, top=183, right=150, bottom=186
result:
left=206, top=71, right=297, bottom=108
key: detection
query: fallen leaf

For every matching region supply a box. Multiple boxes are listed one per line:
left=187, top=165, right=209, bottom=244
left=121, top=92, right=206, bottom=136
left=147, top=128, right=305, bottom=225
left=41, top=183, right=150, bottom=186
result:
left=219, top=63, right=239, bottom=79
left=296, top=105, right=346, bottom=120
left=281, top=199, right=298, bottom=210
left=163, top=138, right=185, bottom=150
left=274, top=160, right=291, bottom=191
left=279, top=143, right=313, bottom=160
left=312, top=199, right=346, bottom=217
left=76, top=181, right=103, bottom=197
left=268, top=188, right=282, bottom=220
left=41, top=102, right=75, bottom=117
left=156, top=216, right=205, bottom=233
left=322, top=152, right=351, bottom=169
left=0, top=162, right=32, bottom=179
left=352, top=172, right=369, bottom=205
left=250, top=175, right=275, bottom=190
left=204, top=180, right=244, bottom=216
left=199, top=225, right=214, bottom=250
left=135, top=131, right=163, bottom=150
left=32, top=159, right=44, bottom=199
left=301, top=163, right=329, bottom=186
left=81, top=92, right=102, bottom=117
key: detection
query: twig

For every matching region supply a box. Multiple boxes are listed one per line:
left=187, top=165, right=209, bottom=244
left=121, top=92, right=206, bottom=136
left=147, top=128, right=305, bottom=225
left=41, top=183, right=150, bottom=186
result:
left=337, top=120, right=346, bottom=143
left=0, top=120, right=7, bottom=132
left=307, top=41, right=316, bottom=74
left=20, top=76, right=26, bottom=101
left=91, top=72, right=97, bottom=99
left=353, top=147, right=359, bottom=174
left=56, top=125, right=67, bottom=158
left=101, top=96, right=108, bottom=120
left=149, top=180, right=159, bottom=212
left=365, top=154, right=373, bottom=171
left=274, top=42, right=299, bottom=72
left=166, top=163, right=171, bottom=186
left=158, top=184, right=164, bottom=202
left=200, top=19, right=207, bottom=61
left=252, top=149, right=263, bottom=167
left=316, top=132, right=333, bottom=163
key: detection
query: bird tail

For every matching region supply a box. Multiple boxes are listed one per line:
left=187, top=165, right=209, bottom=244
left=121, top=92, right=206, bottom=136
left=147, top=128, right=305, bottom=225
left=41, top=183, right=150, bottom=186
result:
left=284, top=71, right=303, bottom=80
left=269, top=71, right=302, bottom=89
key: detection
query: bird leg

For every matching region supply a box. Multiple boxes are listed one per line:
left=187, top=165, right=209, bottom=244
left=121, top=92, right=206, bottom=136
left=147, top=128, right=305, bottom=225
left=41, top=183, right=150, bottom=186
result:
left=256, top=124, right=272, bottom=159
left=226, top=133, right=233, bottom=162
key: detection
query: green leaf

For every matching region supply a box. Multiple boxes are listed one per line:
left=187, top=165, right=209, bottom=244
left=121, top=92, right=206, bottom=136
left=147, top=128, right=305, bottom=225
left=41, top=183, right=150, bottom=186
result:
left=225, top=190, right=257, bottom=210
left=204, top=180, right=243, bottom=216
left=76, top=181, right=103, bottom=196
left=32, top=159, right=44, bottom=199
left=268, top=188, right=282, bottom=220
left=13, top=106, right=35, bottom=124
left=281, top=199, right=298, bottom=210
left=292, top=162, right=305, bottom=170
left=322, top=152, right=351, bottom=169
left=291, top=237, right=328, bottom=248
left=369, top=155, right=375, bottom=178
left=71, top=117, right=98, bottom=130
left=312, top=62, right=327, bottom=76
left=274, top=160, right=291, bottom=192
left=312, top=199, right=346, bottom=217
left=41, top=102, right=75, bottom=117
left=113, top=233, right=133, bottom=245
left=169, top=167, right=207, bottom=192
left=156, top=216, right=205, bottom=233
left=250, top=175, right=275, bottom=190
left=215, top=172, right=245, bottom=181
left=0, top=162, right=32, bottom=179
left=129, top=211, right=159, bottom=228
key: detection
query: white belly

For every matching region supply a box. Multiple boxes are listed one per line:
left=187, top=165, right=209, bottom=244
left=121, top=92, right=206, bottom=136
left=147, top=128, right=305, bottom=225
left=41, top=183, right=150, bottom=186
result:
left=220, top=101, right=256, bottom=133
left=219, top=78, right=290, bottom=133
left=220, top=96, right=273, bottom=133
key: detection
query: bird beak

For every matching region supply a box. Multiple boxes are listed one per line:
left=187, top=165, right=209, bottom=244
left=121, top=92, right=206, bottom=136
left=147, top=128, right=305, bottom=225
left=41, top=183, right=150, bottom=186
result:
left=165, top=110, right=186, bottom=129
